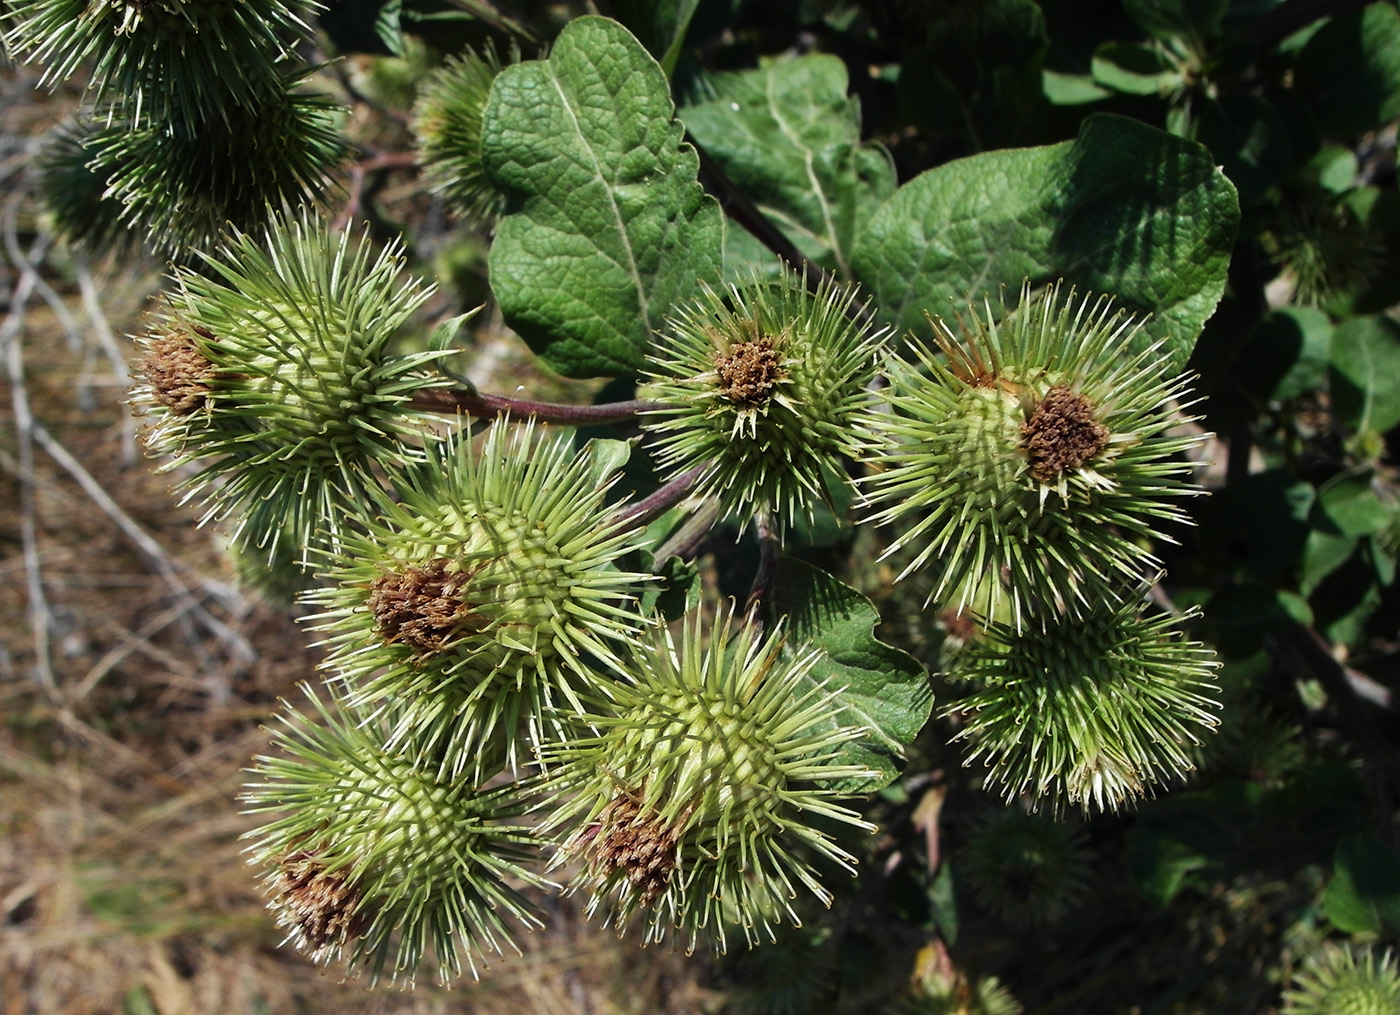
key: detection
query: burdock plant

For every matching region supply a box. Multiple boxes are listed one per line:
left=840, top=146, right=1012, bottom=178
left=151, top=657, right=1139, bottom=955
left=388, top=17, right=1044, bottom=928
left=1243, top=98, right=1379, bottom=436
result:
left=307, top=420, right=655, bottom=777
left=132, top=212, right=453, bottom=559
left=860, top=282, right=1206, bottom=629
left=34, top=2, right=1265, bottom=996
left=122, top=194, right=1222, bottom=984
left=541, top=602, right=878, bottom=951
left=641, top=269, right=887, bottom=532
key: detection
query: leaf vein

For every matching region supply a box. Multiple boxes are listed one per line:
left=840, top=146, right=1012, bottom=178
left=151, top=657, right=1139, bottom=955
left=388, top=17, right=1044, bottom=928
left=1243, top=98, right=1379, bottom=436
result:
left=546, top=63, right=653, bottom=339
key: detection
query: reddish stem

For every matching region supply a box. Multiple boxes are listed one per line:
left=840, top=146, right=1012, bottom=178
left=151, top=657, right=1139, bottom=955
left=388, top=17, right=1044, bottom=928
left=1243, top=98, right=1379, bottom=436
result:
left=612, top=464, right=708, bottom=532
left=744, top=512, right=781, bottom=625
left=410, top=387, right=651, bottom=425
left=359, top=151, right=418, bottom=173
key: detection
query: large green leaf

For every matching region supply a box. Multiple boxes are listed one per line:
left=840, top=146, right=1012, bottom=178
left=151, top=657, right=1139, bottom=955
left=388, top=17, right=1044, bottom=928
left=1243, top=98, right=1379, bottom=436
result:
left=767, top=558, right=933, bottom=795
left=481, top=16, right=724, bottom=378
left=609, top=0, right=702, bottom=76
left=1121, top=0, right=1228, bottom=41
left=681, top=53, right=895, bottom=279
left=1330, top=314, right=1400, bottom=435
left=850, top=113, right=1239, bottom=369
left=1323, top=834, right=1400, bottom=934
left=1293, top=1, right=1400, bottom=138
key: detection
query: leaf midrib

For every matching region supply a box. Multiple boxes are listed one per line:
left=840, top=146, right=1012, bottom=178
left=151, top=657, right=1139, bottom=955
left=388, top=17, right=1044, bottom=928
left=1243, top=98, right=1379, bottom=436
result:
left=548, top=61, right=653, bottom=340
left=765, top=73, right=846, bottom=278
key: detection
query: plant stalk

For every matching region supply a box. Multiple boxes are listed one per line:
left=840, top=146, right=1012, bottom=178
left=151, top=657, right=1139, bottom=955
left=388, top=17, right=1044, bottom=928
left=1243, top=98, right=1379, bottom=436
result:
left=411, top=387, right=650, bottom=425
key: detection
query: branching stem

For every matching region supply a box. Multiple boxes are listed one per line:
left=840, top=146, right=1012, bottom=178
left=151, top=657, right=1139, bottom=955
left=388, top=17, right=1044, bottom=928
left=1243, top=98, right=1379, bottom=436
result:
left=411, top=387, right=650, bottom=425
left=652, top=499, right=723, bottom=563
left=745, top=512, right=782, bottom=625
left=611, top=463, right=708, bottom=532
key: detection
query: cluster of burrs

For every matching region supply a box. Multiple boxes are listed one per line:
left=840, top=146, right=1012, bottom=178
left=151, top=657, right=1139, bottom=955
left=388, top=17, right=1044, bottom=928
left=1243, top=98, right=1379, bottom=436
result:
left=134, top=215, right=887, bottom=982
left=133, top=208, right=1219, bottom=982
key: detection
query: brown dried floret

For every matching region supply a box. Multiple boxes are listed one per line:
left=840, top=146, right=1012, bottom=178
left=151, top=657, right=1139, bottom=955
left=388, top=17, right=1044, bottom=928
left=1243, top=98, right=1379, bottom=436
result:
left=715, top=338, right=782, bottom=405
left=142, top=325, right=215, bottom=415
left=1022, top=386, right=1109, bottom=483
left=271, top=850, right=368, bottom=959
left=367, top=557, right=484, bottom=654
left=587, top=793, right=682, bottom=903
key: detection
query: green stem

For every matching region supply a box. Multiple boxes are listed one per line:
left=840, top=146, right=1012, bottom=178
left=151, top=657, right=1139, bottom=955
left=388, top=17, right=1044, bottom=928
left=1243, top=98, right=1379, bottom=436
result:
left=437, top=0, right=541, bottom=45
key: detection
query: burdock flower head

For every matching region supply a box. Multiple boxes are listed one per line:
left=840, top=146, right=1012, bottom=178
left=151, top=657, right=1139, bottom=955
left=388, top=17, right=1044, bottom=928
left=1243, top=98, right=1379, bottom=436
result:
left=960, top=808, right=1091, bottom=926
left=242, top=691, right=549, bottom=985
left=308, top=419, right=653, bottom=777
left=132, top=211, right=453, bottom=560
left=37, top=118, right=132, bottom=255
left=640, top=270, right=887, bottom=532
left=85, top=70, right=345, bottom=258
left=1283, top=943, right=1400, bottom=1015
left=541, top=602, right=877, bottom=952
left=945, top=591, right=1220, bottom=814
left=1, top=0, right=315, bottom=132
left=413, top=42, right=513, bottom=226
left=860, top=281, right=1207, bottom=628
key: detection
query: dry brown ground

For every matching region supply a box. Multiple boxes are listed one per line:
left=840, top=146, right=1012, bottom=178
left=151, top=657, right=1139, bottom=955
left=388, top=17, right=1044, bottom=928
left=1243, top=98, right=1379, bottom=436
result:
left=0, top=67, right=716, bottom=1015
